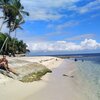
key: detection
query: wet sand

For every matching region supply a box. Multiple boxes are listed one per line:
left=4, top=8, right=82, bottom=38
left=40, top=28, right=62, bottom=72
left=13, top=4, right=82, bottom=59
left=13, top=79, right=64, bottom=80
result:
left=24, top=59, right=89, bottom=100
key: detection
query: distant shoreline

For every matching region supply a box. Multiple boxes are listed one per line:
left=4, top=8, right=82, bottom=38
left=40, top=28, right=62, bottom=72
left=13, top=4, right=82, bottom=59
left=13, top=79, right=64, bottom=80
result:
left=1, top=52, right=100, bottom=58
left=26, top=52, right=100, bottom=57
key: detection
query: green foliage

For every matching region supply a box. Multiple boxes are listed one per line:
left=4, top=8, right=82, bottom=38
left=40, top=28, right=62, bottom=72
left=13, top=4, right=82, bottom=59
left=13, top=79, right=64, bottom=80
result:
left=0, top=0, right=29, bottom=54
left=0, top=0, right=29, bottom=32
left=0, top=33, right=29, bottom=55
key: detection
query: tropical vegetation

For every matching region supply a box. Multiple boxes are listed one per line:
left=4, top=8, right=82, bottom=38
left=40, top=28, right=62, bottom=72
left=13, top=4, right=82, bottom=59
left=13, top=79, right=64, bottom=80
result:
left=0, top=0, right=29, bottom=55
left=0, top=32, right=29, bottom=55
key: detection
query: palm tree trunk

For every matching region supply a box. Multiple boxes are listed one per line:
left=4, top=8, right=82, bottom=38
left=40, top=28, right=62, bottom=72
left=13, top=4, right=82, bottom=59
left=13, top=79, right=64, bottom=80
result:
left=15, top=30, right=17, bottom=38
left=12, top=30, right=17, bottom=53
left=0, top=16, right=5, bottom=31
left=0, top=30, right=11, bottom=53
left=0, top=21, right=4, bottom=32
left=0, top=37, right=8, bottom=53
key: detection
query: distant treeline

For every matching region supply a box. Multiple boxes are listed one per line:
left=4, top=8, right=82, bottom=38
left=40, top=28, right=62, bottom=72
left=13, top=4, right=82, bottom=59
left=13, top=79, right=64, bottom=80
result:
left=0, top=33, right=30, bottom=55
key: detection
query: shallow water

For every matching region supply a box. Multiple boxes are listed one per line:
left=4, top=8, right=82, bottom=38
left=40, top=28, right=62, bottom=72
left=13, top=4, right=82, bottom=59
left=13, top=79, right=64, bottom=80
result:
left=24, top=60, right=89, bottom=100
left=74, top=56, right=100, bottom=100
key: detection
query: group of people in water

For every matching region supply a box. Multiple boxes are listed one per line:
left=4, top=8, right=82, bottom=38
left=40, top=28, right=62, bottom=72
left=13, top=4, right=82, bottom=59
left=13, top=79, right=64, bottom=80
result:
left=74, top=58, right=84, bottom=62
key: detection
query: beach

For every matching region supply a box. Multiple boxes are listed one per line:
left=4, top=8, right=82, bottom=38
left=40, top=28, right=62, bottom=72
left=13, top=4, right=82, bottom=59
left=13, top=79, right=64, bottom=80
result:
left=0, top=0, right=99, bottom=99
left=0, top=56, right=93, bottom=100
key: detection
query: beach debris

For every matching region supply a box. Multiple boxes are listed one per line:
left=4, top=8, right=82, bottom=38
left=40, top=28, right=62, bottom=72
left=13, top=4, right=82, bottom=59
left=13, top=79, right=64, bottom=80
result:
left=63, top=74, right=74, bottom=78
left=63, top=74, right=68, bottom=77
left=56, top=59, right=58, bottom=61
left=70, top=75, right=74, bottom=78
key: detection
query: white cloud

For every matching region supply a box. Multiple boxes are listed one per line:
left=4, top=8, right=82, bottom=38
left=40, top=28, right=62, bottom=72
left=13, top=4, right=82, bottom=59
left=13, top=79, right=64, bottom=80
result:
left=21, top=0, right=100, bottom=21
left=81, top=39, right=100, bottom=50
left=47, top=20, right=79, bottom=31
left=45, top=31, right=69, bottom=37
left=22, top=0, right=79, bottom=8
left=56, top=20, right=79, bottom=30
left=66, top=34, right=95, bottom=41
left=21, top=0, right=80, bottom=21
left=27, top=39, right=100, bottom=51
left=78, top=0, right=100, bottom=14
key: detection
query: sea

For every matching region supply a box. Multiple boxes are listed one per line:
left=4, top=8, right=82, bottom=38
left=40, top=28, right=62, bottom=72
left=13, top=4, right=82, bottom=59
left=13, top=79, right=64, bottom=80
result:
left=71, top=54, right=100, bottom=100
left=27, top=52, right=100, bottom=99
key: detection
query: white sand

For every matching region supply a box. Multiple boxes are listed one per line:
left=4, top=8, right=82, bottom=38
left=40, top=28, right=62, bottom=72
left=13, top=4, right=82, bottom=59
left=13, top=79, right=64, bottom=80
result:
left=0, top=57, right=90, bottom=100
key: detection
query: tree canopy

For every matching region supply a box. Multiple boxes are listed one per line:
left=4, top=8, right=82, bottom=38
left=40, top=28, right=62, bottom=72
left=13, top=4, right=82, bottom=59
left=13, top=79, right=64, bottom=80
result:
left=0, top=0, right=30, bottom=55
left=0, top=33, right=29, bottom=55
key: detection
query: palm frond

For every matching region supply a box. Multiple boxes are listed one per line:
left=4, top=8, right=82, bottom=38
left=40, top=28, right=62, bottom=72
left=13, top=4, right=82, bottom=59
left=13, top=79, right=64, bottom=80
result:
left=20, top=11, right=29, bottom=16
left=17, top=26, right=23, bottom=30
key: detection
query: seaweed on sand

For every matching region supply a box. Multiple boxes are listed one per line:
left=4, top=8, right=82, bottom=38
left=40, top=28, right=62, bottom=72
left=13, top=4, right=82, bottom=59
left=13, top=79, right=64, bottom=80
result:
left=20, top=68, right=52, bottom=82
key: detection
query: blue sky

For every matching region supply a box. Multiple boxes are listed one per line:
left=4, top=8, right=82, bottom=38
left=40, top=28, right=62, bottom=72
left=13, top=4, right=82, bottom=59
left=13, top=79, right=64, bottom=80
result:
left=1, top=0, right=100, bottom=54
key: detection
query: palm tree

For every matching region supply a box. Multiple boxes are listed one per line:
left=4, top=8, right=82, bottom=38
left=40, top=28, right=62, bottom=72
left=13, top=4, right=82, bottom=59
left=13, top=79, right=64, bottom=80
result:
left=0, top=33, right=6, bottom=47
left=0, top=33, right=28, bottom=55
left=0, top=0, right=29, bottom=54
left=0, top=0, right=8, bottom=31
left=0, top=0, right=29, bottom=32
left=12, top=18, right=24, bottom=54
left=0, top=33, right=10, bottom=54
left=4, top=0, right=29, bottom=32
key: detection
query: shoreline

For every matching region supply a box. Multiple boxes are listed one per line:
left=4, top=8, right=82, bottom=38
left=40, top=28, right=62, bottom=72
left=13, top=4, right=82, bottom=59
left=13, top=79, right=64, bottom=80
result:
left=0, top=56, right=92, bottom=100
left=0, top=56, right=64, bottom=100
left=24, top=59, right=90, bottom=100
left=0, top=56, right=63, bottom=82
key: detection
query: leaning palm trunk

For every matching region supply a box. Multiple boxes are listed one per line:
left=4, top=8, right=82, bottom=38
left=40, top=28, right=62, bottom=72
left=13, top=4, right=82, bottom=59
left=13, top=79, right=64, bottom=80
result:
left=0, top=37, right=8, bottom=53
left=0, top=30, right=11, bottom=53
left=0, top=16, right=5, bottom=31
left=0, top=21, right=16, bottom=54
left=0, top=21, right=4, bottom=32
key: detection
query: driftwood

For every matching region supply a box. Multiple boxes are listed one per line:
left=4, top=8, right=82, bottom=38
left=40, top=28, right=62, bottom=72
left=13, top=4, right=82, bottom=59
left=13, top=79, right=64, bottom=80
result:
left=63, top=74, right=74, bottom=78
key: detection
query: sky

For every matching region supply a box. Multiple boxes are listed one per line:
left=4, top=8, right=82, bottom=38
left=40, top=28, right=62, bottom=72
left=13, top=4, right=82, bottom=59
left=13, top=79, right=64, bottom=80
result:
left=1, top=0, right=100, bottom=55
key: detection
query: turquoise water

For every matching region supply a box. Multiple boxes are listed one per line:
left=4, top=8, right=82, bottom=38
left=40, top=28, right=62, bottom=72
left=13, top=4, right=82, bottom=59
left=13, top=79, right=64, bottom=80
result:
left=75, top=57, right=100, bottom=100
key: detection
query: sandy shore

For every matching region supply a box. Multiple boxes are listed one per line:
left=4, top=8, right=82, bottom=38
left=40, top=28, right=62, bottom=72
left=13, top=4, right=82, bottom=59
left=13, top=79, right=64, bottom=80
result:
left=0, top=56, right=90, bottom=100
left=0, top=56, right=63, bottom=100
left=23, top=59, right=89, bottom=100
